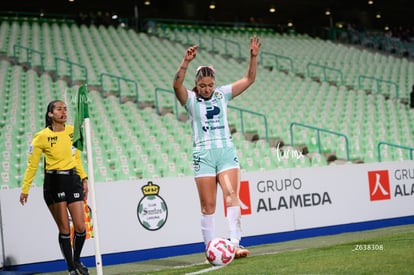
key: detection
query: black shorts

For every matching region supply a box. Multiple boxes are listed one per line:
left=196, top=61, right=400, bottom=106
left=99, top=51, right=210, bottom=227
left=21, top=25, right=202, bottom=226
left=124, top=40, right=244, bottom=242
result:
left=43, top=172, right=84, bottom=206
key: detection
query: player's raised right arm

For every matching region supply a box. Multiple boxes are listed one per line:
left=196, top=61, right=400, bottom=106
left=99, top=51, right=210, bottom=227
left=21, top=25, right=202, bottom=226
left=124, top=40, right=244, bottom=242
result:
left=173, top=45, right=198, bottom=106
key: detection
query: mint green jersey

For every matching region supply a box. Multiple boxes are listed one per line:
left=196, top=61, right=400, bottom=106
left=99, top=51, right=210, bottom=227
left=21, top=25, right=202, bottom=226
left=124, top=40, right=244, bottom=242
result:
left=185, top=84, right=234, bottom=149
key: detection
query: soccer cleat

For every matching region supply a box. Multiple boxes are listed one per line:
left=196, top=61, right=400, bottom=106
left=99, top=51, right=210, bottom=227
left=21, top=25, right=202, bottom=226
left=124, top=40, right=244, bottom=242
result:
left=235, top=246, right=249, bottom=258
left=74, top=261, right=89, bottom=275
left=69, top=270, right=78, bottom=275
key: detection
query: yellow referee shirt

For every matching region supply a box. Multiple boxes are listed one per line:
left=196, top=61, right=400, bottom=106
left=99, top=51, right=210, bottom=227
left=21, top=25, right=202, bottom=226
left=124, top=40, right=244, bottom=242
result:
left=21, top=125, right=87, bottom=194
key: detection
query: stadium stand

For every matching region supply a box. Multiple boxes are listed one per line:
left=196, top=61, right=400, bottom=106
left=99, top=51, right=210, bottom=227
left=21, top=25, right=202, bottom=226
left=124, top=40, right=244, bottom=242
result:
left=0, top=17, right=413, bottom=188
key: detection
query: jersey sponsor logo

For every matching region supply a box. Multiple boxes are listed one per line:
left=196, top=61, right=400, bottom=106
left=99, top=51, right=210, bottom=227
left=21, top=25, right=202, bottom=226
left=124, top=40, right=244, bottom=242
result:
left=202, top=125, right=225, bottom=132
left=205, top=106, right=220, bottom=119
left=203, top=105, right=222, bottom=132
left=367, top=170, right=391, bottom=201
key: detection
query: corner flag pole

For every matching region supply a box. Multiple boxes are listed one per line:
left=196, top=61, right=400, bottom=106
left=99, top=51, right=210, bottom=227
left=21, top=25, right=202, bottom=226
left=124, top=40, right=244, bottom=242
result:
left=73, top=85, right=103, bottom=275
left=84, top=117, right=103, bottom=275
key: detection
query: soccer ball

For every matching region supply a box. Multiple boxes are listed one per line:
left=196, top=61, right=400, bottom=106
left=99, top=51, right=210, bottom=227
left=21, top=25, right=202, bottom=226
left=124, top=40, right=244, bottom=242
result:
left=205, top=238, right=236, bottom=266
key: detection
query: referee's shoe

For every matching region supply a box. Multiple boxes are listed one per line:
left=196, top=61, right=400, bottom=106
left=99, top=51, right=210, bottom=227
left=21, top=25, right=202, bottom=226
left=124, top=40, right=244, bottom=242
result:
left=74, top=261, right=89, bottom=275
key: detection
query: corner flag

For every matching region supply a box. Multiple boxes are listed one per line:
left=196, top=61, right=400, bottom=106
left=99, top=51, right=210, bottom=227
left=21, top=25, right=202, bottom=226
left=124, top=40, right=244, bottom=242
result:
left=73, top=85, right=89, bottom=151
left=73, top=85, right=103, bottom=275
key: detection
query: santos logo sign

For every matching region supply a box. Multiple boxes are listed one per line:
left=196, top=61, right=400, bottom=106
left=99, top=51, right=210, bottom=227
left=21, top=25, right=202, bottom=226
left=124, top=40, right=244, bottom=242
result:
left=368, top=169, right=414, bottom=201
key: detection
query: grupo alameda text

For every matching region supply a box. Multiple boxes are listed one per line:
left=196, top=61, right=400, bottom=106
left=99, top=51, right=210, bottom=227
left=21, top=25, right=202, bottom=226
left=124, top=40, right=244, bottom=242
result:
left=256, top=178, right=332, bottom=212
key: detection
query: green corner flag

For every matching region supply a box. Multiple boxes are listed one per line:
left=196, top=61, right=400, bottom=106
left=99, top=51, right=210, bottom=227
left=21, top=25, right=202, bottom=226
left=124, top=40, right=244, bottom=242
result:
left=73, top=85, right=90, bottom=151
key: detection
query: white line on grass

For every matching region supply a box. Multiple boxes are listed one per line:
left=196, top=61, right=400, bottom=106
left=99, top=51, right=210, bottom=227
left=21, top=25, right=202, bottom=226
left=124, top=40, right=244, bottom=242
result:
left=185, top=265, right=226, bottom=275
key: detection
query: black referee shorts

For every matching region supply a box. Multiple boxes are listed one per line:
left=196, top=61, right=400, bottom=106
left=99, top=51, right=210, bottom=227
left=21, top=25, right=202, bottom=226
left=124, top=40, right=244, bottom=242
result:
left=43, top=172, right=84, bottom=206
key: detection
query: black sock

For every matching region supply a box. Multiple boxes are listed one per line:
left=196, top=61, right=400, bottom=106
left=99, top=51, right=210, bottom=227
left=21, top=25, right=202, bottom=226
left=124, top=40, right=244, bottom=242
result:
left=58, top=233, right=74, bottom=271
left=73, top=230, right=86, bottom=263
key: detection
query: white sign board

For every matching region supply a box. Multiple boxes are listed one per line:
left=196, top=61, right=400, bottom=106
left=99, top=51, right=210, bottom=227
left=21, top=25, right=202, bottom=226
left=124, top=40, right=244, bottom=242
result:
left=1, top=160, right=413, bottom=271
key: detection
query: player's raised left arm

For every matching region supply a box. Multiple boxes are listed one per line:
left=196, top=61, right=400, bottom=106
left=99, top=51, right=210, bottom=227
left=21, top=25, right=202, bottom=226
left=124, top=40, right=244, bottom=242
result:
left=231, top=35, right=261, bottom=98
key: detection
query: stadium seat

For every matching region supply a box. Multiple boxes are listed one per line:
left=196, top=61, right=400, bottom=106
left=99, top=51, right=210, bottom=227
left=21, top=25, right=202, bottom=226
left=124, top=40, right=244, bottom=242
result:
left=0, top=18, right=413, bottom=187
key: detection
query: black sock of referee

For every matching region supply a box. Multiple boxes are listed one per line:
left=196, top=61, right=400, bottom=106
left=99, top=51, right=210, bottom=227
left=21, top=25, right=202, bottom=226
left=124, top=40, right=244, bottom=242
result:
left=73, top=230, right=86, bottom=263
left=58, top=233, right=75, bottom=271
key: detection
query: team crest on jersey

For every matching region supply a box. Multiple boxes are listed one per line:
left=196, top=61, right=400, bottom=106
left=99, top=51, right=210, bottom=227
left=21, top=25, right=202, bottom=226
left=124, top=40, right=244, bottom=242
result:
left=214, top=91, right=223, bottom=99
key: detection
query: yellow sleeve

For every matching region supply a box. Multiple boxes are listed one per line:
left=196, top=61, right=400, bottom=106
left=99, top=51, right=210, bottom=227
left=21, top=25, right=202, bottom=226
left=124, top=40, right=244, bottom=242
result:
left=75, top=149, right=87, bottom=180
left=21, top=133, right=44, bottom=194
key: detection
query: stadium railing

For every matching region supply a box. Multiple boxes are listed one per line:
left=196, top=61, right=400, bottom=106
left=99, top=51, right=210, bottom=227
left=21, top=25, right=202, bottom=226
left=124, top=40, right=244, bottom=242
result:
left=13, top=44, right=44, bottom=71
left=55, top=57, right=88, bottom=85
left=290, top=122, right=350, bottom=161
left=99, top=72, right=139, bottom=105
left=377, top=141, right=414, bottom=162
left=259, top=51, right=294, bottom=73
left=358, top=75, right=400, bottom=99
left=306, top=63, right=344, bottom=86
left=228, top=105, right=269, bottom=143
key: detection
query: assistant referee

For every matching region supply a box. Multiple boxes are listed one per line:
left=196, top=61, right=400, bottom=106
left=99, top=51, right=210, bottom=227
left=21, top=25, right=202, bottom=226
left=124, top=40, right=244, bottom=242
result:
left=19, top=100, right=90, bottom=275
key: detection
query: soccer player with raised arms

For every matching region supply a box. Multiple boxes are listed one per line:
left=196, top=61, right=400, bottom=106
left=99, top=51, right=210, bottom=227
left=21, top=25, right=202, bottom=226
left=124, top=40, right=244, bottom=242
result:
left=173, top=36, right=261, bottom=258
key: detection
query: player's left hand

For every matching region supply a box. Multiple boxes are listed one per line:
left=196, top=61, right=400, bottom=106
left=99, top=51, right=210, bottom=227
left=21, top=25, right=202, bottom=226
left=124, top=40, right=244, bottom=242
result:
left=250, top=35, right=261, bottom=57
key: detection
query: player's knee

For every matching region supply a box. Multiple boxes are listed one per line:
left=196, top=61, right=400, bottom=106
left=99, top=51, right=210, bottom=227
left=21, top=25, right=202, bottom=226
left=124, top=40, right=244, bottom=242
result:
left=73, top=223, right=86, bottom=233
left=201, top=204, right=216, bottom=215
